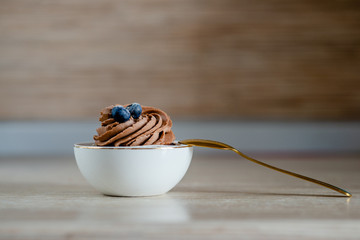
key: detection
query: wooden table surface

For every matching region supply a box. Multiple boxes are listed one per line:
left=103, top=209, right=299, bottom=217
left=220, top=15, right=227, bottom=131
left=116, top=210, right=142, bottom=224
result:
left=0, top=154, right=359, bottom=239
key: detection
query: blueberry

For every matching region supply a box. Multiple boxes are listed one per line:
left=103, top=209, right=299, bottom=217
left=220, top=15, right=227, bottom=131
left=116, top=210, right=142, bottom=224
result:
left=126, top=103, right=142, bottom=119
left=111, top=105, right=131, bottom=123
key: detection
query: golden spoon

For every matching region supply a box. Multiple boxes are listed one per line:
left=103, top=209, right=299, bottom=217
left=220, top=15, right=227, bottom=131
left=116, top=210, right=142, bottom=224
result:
left=179, top=139, right=352, bottom=197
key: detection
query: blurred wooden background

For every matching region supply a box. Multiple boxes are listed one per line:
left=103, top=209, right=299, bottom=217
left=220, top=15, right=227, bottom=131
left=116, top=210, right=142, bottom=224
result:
left=0, top=0, right=359, bottom=120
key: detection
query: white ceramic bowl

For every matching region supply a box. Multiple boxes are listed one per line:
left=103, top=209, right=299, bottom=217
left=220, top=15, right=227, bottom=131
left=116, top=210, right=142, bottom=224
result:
left=74, top=142, right=193, bottom=197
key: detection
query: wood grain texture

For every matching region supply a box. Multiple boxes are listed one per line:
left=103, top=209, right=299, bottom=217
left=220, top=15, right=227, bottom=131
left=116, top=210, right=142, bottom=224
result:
left=0, top=0, right=359, bottom=120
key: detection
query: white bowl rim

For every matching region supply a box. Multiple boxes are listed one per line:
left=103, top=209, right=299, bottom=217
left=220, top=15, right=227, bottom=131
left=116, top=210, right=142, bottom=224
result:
left=74, top=141, right=191, bottom=150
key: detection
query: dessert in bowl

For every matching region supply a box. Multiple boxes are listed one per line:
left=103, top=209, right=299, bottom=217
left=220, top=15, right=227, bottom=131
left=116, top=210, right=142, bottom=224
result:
left=74, top=104, right=353, bottom=198
left=74, top=103, right=193, bottom=197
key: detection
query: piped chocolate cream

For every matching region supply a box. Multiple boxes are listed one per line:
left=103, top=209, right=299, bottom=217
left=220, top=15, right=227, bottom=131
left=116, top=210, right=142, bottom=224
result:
left=94, top=104, right=175, bottom=146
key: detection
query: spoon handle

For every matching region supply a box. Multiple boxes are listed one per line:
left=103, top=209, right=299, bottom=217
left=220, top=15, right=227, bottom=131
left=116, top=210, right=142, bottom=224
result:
left=179, top=139, right=352, bottom=197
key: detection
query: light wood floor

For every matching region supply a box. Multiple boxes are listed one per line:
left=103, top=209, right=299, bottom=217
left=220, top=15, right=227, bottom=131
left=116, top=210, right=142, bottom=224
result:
left=0, top=154, right=359, bottom=239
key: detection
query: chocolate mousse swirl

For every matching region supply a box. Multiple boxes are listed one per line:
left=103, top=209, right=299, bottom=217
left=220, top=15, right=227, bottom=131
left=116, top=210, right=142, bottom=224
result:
left=94, top=105, right=175, bottom=146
